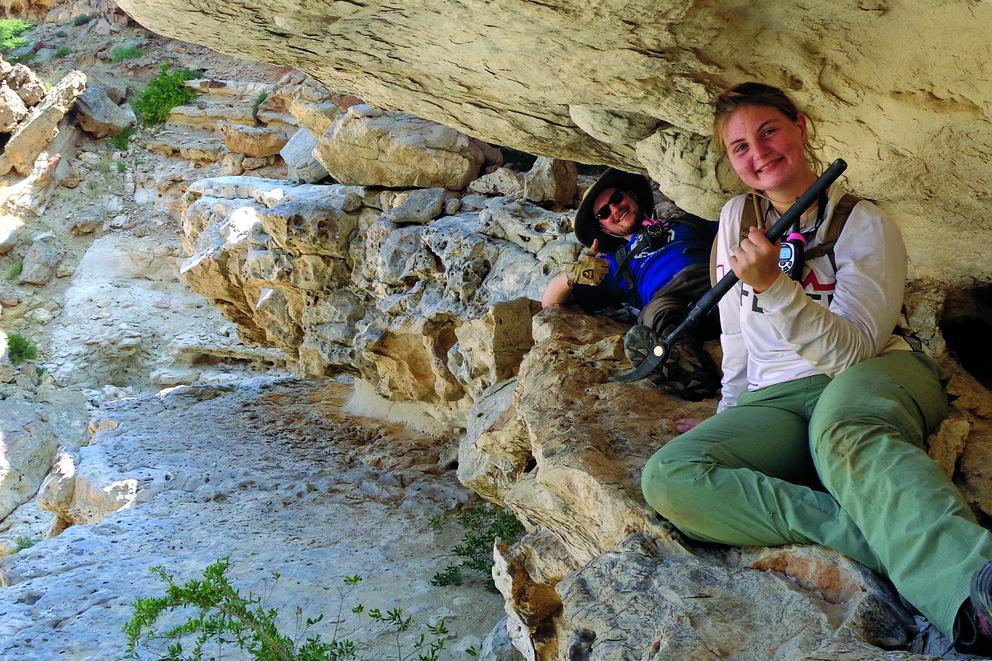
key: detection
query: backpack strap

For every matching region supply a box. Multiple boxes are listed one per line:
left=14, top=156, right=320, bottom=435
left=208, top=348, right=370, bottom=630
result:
left=740, top=192, right=762, bottom=244
left=805, top=193, right=861, bottom=271
left=710, top=193, right=762, bottom=287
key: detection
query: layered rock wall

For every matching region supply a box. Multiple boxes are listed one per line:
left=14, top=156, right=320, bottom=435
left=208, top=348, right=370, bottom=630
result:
left=117, top=0, right=992, bottom=282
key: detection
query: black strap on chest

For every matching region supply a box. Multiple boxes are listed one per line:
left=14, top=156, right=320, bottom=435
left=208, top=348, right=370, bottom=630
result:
left=612, top=220, right=669, bottom=297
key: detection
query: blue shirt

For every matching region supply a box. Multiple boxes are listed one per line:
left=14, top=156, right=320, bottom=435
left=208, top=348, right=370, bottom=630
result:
left=575, top=216, right=716, bottom=310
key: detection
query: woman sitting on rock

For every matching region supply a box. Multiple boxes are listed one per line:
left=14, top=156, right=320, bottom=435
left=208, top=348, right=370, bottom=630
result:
left=641, top=81, right=992, bottom=653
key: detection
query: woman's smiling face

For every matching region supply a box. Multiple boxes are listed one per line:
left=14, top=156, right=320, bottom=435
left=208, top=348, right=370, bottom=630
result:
left=721, top=104, right=811, bottom=198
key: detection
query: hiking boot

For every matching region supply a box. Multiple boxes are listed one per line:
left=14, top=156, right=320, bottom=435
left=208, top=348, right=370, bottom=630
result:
left=623, top=324, right=720, bottom=402
left=955, top=560, right=992, bottom=654
left=623, top=323, right=660, bottom=366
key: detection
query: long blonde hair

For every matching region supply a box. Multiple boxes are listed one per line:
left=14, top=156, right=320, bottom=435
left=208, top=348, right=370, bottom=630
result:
left=712, top=82, right=823, bottom=175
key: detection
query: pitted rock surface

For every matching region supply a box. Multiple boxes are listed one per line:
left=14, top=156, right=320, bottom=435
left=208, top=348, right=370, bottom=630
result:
left=0, top=378, right=503, bottom=659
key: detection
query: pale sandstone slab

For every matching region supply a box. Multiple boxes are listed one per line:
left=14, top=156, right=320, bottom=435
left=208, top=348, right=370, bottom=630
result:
left=0, top=70, right=86, bottom=176
left=0, top=402, right=58, bottom=520
left=314, top=104, right=485, bottom=190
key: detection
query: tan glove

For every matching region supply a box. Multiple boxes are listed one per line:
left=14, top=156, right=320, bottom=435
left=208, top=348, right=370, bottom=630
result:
left=562, top=253, right=610, bottom=286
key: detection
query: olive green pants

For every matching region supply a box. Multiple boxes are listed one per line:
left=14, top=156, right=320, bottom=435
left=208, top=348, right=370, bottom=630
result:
left=642, top=350, right=992, bottom=637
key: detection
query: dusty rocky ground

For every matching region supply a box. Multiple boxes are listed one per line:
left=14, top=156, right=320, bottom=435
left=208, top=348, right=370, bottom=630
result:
left=0, top=377, right=504, bottom=658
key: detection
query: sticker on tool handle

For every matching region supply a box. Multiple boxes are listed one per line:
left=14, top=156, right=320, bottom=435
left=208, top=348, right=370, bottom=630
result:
left=779, top=242, right=797, bottom=273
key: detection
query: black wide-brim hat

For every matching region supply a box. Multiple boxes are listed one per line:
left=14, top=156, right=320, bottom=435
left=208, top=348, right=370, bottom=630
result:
left=574, top=168, right=655, bottom=253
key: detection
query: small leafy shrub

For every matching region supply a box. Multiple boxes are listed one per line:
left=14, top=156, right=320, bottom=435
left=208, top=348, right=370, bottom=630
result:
left=115, top=160, right=126, bottom=173
left=109, top=125, right=136, bottom=151
left=0, top=19, right=32, bottom=53
left=6, top=333, right=38, bottom=365
left=71, top=14, right=93, bottom=26
left=430, top=504, right=524, bottom=591
left=13, top=536, right=37, bottom=552
left=3, top=257, right=22, bottom=282
left=54, top=46, right=71, bottom=59
left=110, top=45, right=143, bottom=64
left=55, top=30, right=68, bottom=38
left=125, top=558, right=449, bottom=660
left=133, top=64, right=198, bottom=126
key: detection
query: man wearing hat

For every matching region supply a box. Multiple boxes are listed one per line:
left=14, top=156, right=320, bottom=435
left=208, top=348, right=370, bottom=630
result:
left=541, top=168, right=721, bottom=401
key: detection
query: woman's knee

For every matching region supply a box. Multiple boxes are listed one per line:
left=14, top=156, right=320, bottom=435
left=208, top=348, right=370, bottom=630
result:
left=641, top=447, right=709, bottom=525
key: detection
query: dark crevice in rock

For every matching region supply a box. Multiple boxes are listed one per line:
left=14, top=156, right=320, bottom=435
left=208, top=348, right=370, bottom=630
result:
left=942, top=283, right=992, bottom=390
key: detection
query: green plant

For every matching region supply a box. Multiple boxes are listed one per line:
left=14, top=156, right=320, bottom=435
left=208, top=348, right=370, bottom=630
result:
left=13, top=536, right=37, bottom=552
left=71, top=14, right=93, bottom=26
left=109, top=125, right=136, bottom=151
left=133, top=64, right=198, bottom=126
left=110, top=45, right=143, bottom=63
left=430, top=505, right=524, bottom=592
left=3, top=257, right=22, bottom=282
left=116, top=160, right=127, bottom=173
left=251, top=90, right=269, bottom=119
left=6, top=333, right=38, bottom=365
left=125, top=558, right=449, bottom=660
left=55, top=30, right=68, bottom=38
left=8, top=50, right=34, bottom=64
left=54, top=46, right=71, bottom=59
left=0, top=18, right=32, bottom=53
left=429, top=565, right=463, bottom=588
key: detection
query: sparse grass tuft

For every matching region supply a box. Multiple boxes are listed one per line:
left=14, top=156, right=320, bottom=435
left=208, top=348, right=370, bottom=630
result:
left=0, top=18, right=32, bottom=53
left=3, top=257, right=23, bottom=282
left=116, top=160, right=126, bottom=173
left=6, top=332, right=38, bottom=365
left=54, top=46, right=71, bottom=59
left=71, top=14, right=93, bottom=27
left=133, top=64, right=198, bottom=126
left=109, top=125, right=135, bottom=151
left=13, top=536, right=36, bottom=553
left=110, top=45, right=143, bottom=64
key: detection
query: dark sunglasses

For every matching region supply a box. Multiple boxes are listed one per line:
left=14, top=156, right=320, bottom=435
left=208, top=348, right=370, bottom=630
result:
left=595, top=190, right=625, bottom=221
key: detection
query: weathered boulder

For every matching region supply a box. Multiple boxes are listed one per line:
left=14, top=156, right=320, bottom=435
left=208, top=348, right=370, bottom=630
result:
left=0, top=83, right=27, bottom=133
left=280, top=127, right=328, bottom=183
left=384, top=187, right=446, bottom=224
left=479, top=198, right=572, bottom=254
left=469, top=167, right=524, bottom=197
left=73, top=82, right=136, bottom=138
left=0, top=402, right=59, bottom=520
left=523, top=158, right=577, bottom=207
left=219, top=122, right=289, bottom=157
left=4, top=63, right=44, bottom=107
left=16, top=238, right=64, bottom=286
left=313, top=104, right=485, bottom=189
left=549, top=535, right=914, bottom=659
left=0, top=70, right=86, bottom=176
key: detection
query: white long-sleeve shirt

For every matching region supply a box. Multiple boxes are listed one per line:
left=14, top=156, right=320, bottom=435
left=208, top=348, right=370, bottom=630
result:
left=715, top=185, right=911, bottom=412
